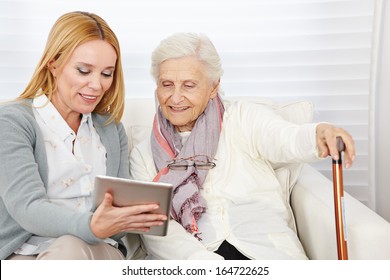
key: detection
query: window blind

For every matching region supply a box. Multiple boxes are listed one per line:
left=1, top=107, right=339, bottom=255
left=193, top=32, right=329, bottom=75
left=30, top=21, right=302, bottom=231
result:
left=0, top=0, right=376, bottom=207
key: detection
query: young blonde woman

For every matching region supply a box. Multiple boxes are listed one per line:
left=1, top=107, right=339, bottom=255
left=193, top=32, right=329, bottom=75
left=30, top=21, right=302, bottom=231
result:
left=0, top=11, right=167, bottom=260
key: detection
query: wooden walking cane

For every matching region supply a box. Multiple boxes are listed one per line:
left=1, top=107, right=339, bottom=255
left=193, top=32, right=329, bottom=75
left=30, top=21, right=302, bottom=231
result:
left=332, top=136, right=348, bottom=260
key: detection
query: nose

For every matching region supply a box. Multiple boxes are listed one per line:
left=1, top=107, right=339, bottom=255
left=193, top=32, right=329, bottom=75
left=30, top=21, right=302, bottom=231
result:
left=171, top=87, right=184, bottom=104
left=88, top=73, right=103, bottom=91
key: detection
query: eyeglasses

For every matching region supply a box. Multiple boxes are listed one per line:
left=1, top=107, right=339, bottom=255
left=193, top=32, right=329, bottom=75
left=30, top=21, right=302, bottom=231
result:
left=167, top=155, right=216, bottom=171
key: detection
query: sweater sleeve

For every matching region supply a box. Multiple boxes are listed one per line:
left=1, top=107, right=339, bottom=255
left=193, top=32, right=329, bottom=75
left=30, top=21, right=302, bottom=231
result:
left=116, top=121, right=131, bottom=179
left=0, top=106, right=100, bottom=244
left=238, top=101, right=320, bottom=163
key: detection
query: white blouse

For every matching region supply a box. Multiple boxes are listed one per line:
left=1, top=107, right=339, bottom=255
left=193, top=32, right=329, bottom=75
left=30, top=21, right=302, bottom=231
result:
left=15, top=94, right=107, bottom=255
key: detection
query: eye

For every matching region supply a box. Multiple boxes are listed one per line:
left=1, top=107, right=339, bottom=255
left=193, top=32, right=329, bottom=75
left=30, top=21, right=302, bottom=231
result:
left=102, top=71, right=113, bottom=78
left=77, top=66, right=90, bottom=75
left=162, top=81, right=173, bottom=87
left=184, top=82, right=196, bottom=89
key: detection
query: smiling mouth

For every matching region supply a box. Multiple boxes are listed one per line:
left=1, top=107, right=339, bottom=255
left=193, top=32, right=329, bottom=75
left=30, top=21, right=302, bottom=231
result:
left=169, top=106, right=190, bottom=112
left=80, top=94, right=98, bottom=102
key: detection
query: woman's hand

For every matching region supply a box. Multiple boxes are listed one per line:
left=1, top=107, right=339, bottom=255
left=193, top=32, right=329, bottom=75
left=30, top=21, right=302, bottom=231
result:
left=316, top=123, right=355, bottom=168
left=90, top=192, right=168, bottom=239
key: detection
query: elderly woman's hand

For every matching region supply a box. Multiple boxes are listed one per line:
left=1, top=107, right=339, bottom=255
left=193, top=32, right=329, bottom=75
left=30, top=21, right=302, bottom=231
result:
left=316, top=123, right=355, bottom=168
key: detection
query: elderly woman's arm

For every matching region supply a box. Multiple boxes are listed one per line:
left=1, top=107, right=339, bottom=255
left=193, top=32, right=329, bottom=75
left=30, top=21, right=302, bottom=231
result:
left=239, top=102, right=355, bottom=167
left=238, top=102, right=318, bottom=163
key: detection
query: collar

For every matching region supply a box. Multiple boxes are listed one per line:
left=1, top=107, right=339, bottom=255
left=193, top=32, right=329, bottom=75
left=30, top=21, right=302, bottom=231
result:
left=33, top=94, right=93, bottom=141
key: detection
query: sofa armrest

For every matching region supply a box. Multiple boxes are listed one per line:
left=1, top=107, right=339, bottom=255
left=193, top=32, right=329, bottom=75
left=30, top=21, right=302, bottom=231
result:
left=291, top=164, right=390, bottom=260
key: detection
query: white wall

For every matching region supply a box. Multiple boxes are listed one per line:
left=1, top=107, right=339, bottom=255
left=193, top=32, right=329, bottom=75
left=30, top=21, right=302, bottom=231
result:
left=374, top=0, right=390, bottom=221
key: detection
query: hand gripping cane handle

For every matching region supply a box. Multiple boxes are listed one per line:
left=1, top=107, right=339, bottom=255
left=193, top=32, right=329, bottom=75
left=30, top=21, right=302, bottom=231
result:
left=332, top=136, right=348, bottom=260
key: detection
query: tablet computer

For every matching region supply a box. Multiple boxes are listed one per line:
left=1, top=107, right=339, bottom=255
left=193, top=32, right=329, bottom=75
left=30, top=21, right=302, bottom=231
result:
left=93, top=175, right=173, bottom=236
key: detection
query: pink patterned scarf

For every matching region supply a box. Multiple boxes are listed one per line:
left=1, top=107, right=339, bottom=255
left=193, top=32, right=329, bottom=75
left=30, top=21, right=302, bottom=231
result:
left=151, top=94, right=224, bottom=238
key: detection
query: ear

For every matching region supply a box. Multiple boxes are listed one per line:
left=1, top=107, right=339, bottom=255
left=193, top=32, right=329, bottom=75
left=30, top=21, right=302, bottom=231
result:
left=47, top=59, right=57, bottom=77
left=210, top=79, right=220, bottom=99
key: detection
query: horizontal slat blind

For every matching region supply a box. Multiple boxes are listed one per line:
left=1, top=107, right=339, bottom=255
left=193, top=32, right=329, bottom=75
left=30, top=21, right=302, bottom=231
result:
left=0, top=0, right=375, bottom=206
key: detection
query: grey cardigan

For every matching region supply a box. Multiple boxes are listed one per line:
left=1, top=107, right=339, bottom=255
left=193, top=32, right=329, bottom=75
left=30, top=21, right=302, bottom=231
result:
left=0, top=99, right=130, bottom=259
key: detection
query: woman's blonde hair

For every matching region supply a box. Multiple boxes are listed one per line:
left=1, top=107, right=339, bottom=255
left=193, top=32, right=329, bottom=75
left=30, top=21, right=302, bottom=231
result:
left=18, top=11, right=125, bottom=124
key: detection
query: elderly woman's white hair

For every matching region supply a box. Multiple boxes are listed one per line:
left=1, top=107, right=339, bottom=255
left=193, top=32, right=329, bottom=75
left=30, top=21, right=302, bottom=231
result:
left=151, top=32, right=224, bottom=84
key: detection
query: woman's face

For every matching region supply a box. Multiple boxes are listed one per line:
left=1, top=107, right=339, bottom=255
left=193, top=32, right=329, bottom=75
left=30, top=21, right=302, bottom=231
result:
left=156, top=56, right=219, bottom=132
left=50, top=39, right=117, bottom=122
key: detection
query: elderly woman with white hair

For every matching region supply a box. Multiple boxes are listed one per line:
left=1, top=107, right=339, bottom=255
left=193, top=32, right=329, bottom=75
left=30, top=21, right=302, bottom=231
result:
left=129, top=32, right=355, bottom=260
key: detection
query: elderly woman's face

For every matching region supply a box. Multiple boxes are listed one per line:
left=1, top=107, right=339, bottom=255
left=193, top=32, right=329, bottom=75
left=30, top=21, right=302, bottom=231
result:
left=156, top=56, right=219, bottom=132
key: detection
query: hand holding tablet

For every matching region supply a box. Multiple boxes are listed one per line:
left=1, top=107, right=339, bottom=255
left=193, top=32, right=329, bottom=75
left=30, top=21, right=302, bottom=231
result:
left=92, top=175, right=173, bottom=236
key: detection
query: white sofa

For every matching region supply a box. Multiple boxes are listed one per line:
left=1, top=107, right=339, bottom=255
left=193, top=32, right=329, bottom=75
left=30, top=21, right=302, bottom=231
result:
left=121, top=96, right=390, bottom=260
